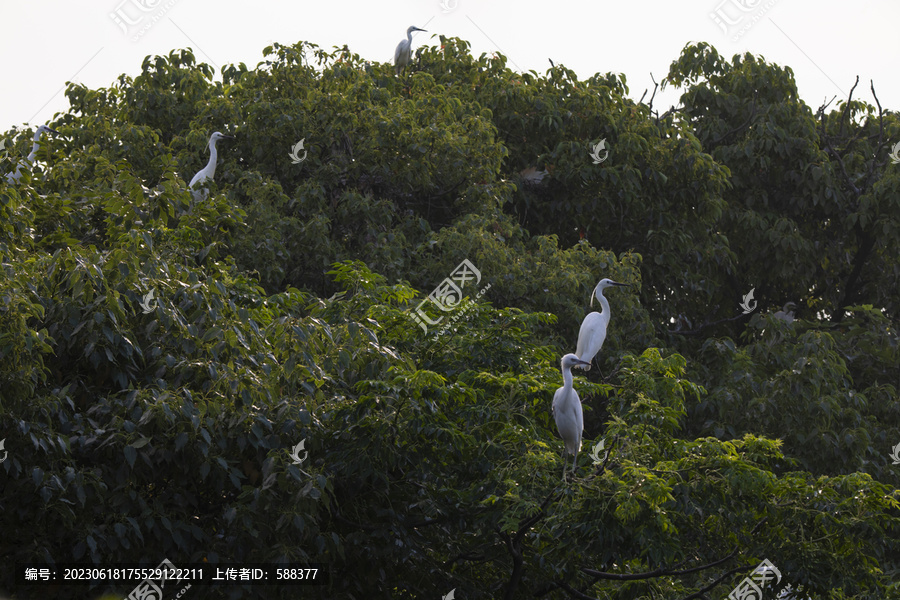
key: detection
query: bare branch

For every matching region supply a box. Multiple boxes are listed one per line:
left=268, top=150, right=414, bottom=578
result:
left=839, top=75, right=859, bottom=138
left=863, top=79, right=891, bottom=180
left=817, top=79, right=887, bottom=322
left=558, top=580, right=601, bottom=600
left=819, top=90, right=862, bottom=197
left=646, top=73, right=659, bottom=115
left=678, top=565, right=749, bottom=600
left=870, top=79, right=884, bottom=135
left=670, top=311, right=747, bottom=337
left=580, top=517, right=768, bottom=581
left=501, top=487, right=563, bottom=600
left=823, top=142, right=861, bottom=196
left=816, top=95, right=837, bottom=117
left=445, top=551, right=492, bottom=567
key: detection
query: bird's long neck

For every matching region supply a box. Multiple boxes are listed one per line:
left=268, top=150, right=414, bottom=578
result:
left=562, top=364, right=574, bottom=393
left=26, top=132, right=44, bottom=163
left=205, top=140, right=219, bottom=178
left=596, top=289, right=611, bottom=322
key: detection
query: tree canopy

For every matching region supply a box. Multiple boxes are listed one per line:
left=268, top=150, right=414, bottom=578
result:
left=0, top=39, right=898, bottom=599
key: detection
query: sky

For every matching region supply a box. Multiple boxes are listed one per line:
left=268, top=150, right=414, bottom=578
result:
left=0, top=0, right=897, bottom=133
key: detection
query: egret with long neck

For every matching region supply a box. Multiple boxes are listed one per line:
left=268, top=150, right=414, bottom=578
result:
left=189, top=131, right=232, bottom=201
left=5, top=125, right=58, bottom=184
left=552, top=353, right=591, bottom=480
left=575, top=278, right=629, bottom=370
left=773, top=301, right=796, bottom=323
left=394, top=26, right=426, bottom=76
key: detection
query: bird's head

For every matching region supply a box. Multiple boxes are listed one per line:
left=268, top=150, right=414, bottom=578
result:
left=209, top=131, right=234, bottom=144
left=34, top=125, right=59, bottom=140
left=408, top=26, right=427, bottom=34
left=561, top=353, right=590, bottom=370
left=590, top=278, right=629, bottom=305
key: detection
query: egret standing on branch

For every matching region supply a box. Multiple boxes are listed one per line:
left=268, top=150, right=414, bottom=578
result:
left=189, top=131, right=233, bottom=202
left=5, top=125, right=59, bottom=184
left=773, top=302, right=796, bottom=323
left=575, top=278, right=629, bottom=370
left=552, top=353, right=591, bottom=480
left=394, top=26, right=426, bottom=76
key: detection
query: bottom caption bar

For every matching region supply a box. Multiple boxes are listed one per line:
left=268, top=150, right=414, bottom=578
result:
left=16, top=560, right=329, bottom=586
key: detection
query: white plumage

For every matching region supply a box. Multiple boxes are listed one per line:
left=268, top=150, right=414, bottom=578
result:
left=189, top=131, right=232, bottom=201
left=575, top=278, right=629, bottom=370
left=552, top=353, right=591, bottom=480
left=394, top=26, right=426, bottom=76
left=5, top=125, right=58, bottom=184
left=773, top=302, right=796, bottom=323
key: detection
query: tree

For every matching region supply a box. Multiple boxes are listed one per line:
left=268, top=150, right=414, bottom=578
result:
left=0, top=40, right=897, bottom=600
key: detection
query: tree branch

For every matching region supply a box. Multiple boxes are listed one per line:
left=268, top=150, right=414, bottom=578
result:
left=678, top=565, right=748, bottom=600
left=670, top=311, right=748, bottom=336
left=839, top=75, right=859, bottom=138
left=579, top=517, right=767, bottom=580
left=502, top=487, right=563, bottom=600
left=643, top=73, right=659, bottom=115
left=708, top=92, right=757, bottom=148
left=817, top=77, right=885, bottom=321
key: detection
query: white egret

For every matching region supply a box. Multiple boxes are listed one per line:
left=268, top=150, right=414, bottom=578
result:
left=4, top=125, right=59, bottom=184
left=189, top=131, right=233, bottom=201
left=773, top=302, right=796, bottom=323
left=575, top=278, right=629, bottom=370
left=394, top=26, right=426, bottom=76
left=552, top=353, right=591, bottom=480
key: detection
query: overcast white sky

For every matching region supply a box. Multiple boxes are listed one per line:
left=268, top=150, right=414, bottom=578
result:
left=0, top=1, right=897, bottom=132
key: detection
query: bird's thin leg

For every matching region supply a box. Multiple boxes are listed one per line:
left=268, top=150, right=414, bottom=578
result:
left=562, top=450, right=568, bottom=482
left=572, top=451, right=578, bottom=475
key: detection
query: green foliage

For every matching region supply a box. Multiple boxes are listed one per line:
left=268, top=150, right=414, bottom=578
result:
left=0, top=37, right=898, bottom=600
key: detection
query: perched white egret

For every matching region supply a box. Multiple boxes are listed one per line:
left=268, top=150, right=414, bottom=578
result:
left=394, top=26, right=426, bottom=76
left=552, top=353, right=591, bottom=480
left=189, top=131, right=233, bottom=201
left=4, top=125, right=59, bottom=184
left=773, top=302, right=796, bottom=323
left=575, top=278, right=629, bottom=370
